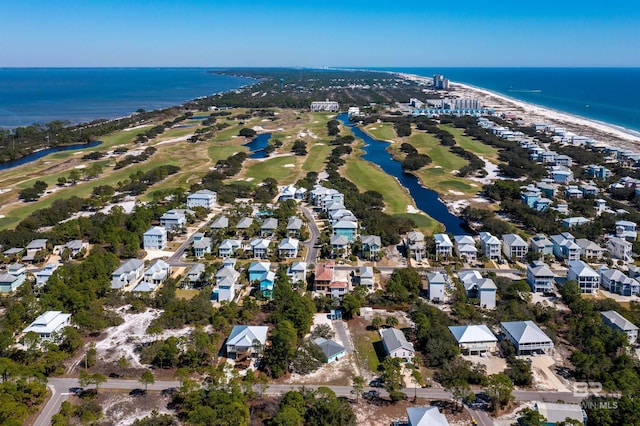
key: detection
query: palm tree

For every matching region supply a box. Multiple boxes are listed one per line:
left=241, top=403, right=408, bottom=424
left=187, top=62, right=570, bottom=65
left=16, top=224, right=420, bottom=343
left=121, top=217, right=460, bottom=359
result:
left=385, top=316, right=399, bottom=328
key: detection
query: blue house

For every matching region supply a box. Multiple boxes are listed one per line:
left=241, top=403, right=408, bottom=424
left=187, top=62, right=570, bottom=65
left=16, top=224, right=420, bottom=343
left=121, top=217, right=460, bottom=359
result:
left=332, top=220, right=358, bottom=242
left=248, top=261, right=271, bottom=283
left=521, top=190, right=540, bottom=208
left=313, top=337, right=346, bottom=363
left=259, top=271, right=276, bottom=299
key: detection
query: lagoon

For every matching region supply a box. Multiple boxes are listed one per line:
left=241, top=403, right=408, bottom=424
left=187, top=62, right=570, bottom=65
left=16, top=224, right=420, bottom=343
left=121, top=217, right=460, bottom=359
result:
left=0, top=140, right=102, bottom=171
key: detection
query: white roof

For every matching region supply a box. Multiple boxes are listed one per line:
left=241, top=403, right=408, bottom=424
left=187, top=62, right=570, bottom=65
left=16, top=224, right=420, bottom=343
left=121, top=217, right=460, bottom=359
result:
left=503, top=233, right=527, bottom=247
left=407, top=406, right=449, bottom=426
left=601, top=310, right=639, bottom=332
left=278, top=238, right=299, bottom=250
left=249, top=261, right=270, bottom=273
left=434, top=233, right=453, bottom=247
left=144, top=226, right=166, bottom=236
left=502, top=321, right=552, bottom=345
left=568, top=260, right=599, bottom=278
left=448, top=325, right=497, bottom=344
left=380, top=328, right=414, bottom=353
left=227, top=325, right=269, bottom=347
left=23, top=311, right=71, bottom=335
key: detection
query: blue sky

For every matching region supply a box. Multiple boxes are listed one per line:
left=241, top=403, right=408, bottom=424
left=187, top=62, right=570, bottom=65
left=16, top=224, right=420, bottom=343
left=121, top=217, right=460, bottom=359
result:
left=2, top=0, right=639, bottom=67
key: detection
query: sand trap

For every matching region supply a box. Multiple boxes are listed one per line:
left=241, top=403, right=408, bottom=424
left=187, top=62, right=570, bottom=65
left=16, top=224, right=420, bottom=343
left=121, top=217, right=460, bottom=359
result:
left=449, top=190, right=465, bottom=195
left=245, top=177, right=254, bottom=181
left=283, top=164, right=295, bottom=168
left=74, top=165, right=86, bottom=169
left=406, top=205, right=420, bottom=214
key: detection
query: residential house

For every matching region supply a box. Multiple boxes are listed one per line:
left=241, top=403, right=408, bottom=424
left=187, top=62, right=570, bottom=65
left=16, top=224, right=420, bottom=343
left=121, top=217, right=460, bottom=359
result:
left=64, top=240, right=88, bottom=257
left=427, top=272, right=446, bottom=303
left=186, top=189, right=217, bottom=210
left=210, top=216, right=229, bottom=232
left=530, top=234, right=553, bottom=256
left=330, top=235, right=350, bottom=257
left=601, top=310, right=638, bottom=343
left=218, top=239, right=242, bottom=258
left=406, top=231, right=426, bottom=261
left=550, top=233, right=581, bottom=261
left=0, top=264, right=26, bottom=293
left=586, top=164, right=610, bottom=179
left=575, top=238, right=605, bottom=260
left=526, top=261, right=556, bottom=293
left=448, top=325, right=498, bottom=354
left=142, top=260, right=171, bottom=286
left=260, top=218, right=278, bottom=237
left=521, top=189, right=541, bottom=208
left=599, top=267, right=640, bottom=296
left=143, top=226, right=168, bottom=250
left=361, top=235, right=382, bottom=260
left=454, top=235, right=477, bottom=262
left=358, top=266, right=375, bottom=289
left=616, top=220, right=637, bottom=240
left=278, top=184, right=297, bottom=201
left=407, top=406, right=449, bottom=426
left=36, top=263, right=59, bottom=287
left=555, top=154, right=573, bottom=166
left=607, top=236, right=633, bottom=262
left=479, top=232, right=501, bottom=261
left=536, top=181, right=557, bottom=198
left=235, top=217, right=254, bottom=233
left=278, top=238, right=299, bottom=259
left=565, top=186, right=583, bottom=199
left=502, top=234, right=528, bottom=261
left=192, top=233, right=212, bottom=258
left=185, top=263, right=206, bottom=287
left=501, top=320, right=554, bottom=354
left=314, top=261, right=335, bottom=293
left=259, top=271, right=276, bottom=299
left=214, top=266, right=239, bottom=303
left=562, top=216, right=590, bottom=228
left=24, top=239, right=48, bottom=262
left=550, top=165, right=574, bottom=183
left=160, top=209, right=187, bottom=231
left=22, top=311, right=72, bottom=341
left=286, top=216, right=303, bottom=237
left=434, top=234, right=453, bottom=259
left=567, top=260, right=600, bottom=294
left=111, top=259, right=145, bottom=289
left=380, top=328, right=414, bottom=362
left=313, top=338, right=346, bottom=363
left=332, top=220, right=358, bottom=242
left=581, top=183, right=599, bottom=197
left=458, top=271, right=496, bottom=309
left=534, top=402, right=587, bottom=426
left=225, top=325, right=269, bottom=359
left=287, top=261, right=307, bottom=284
left=248, top=261, right=271, bottom=283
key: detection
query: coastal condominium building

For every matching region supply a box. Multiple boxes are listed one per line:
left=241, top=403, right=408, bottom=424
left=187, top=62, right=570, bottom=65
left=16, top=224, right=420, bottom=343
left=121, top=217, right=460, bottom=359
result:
left=310, top=100, right=339, bottom=112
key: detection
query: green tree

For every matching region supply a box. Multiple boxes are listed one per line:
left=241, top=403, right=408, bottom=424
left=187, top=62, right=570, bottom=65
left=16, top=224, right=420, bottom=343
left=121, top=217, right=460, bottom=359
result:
left=351, top=376, right=365, bottom=402
left=516, top=407, right=547, bottom=426
left=68, top=169, right=81, bottom=184
left=380, top=357, right=404, bottom=402
left=449, top=381, right=474, bottom=412
left=139, top=370, right=155, bottom=392
left=486, top=373, right=514, bottom=411
left=265, top=320, right=298, bottom=378
left=371, top=316, right=383, bottom=330
left=117, top=355, right=129, bottom=376
left=385, top=316, right=399, bottom=328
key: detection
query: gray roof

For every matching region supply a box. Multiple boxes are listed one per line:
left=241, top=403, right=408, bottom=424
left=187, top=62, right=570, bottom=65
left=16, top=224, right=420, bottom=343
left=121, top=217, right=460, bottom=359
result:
left=313, top=337, right=346, bottom=360
left=227, top=325, right=269, bottom=347
left=249, top=261, right=270, bottom=273
left=361, top=235, right=382, bottom=247
left=261, top=218, right=278, bottom=230
left=210, top=216, right=229, bottom=229
left=448, top=325, right=497, bottom=344
left=187, top=263, right=205, bottom=277
left=535, top=402, right=585, bottom=424
left=380, top=328, right=414, bottom=353
left=601, top=310, right=639, bottom=332
left=287, top=217, right=303, bottom=230
left=112, top=259, right=144, bottom=275
left=426, top=272, right=446, bottom=285
left=501, top=321, right=552, bottom=345
left=528, top=261, right=555, bottom=277
left=502, top=233, right=527, bottom=247
left=407, top=406, right=449, bottom=426
left=330, top=235, right=350, bottom=246
left=236, top=217, right=253, bottom=229
left=26, top=239, right=47, bottom=250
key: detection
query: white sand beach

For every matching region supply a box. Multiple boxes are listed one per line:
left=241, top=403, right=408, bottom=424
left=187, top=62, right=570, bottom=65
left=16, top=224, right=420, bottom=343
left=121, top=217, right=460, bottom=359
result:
left=397, top=72, right=640, bottom=151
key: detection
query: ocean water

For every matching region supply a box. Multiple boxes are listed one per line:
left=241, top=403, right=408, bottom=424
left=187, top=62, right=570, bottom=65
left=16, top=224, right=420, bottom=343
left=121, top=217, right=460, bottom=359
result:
left=376, top=68, right=640, bottom=134
left=0, top=68, right=255, bottom=128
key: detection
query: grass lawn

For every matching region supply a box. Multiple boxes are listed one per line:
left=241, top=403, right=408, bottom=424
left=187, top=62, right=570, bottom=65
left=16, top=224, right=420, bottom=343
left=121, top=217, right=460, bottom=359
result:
left=175, top=289, right=200, bottom=300
left=351, top=320, right=383, bottom=373
left=408, top=133, right=468, bottom=171
left=393, top=213, right=443, bottom=234
left=344, top=157, right=409, bottom=215
left=207, top=144, right=247, bottom=163
left=213, top=125, right=243, bottom=142
left=364, top=123, right=396, bottom=141
left=244, top=156, right=299, bottom=184
left=302, top=144, right=332, bottom=172
left=441, top=124, right=500, bottom=162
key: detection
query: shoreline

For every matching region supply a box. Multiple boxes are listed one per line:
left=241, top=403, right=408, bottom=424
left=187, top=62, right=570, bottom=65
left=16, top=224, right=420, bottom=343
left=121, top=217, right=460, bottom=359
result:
left=395, top=72, right=640, bottom=151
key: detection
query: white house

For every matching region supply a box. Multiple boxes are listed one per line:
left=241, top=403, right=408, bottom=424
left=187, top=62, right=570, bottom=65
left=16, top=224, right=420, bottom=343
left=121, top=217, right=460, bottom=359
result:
left=111, top=259, right=145, bottom=289
left=601, top=310, right=638, bottom=343
left=64, top=240, right=88, bottom=257
left=24, top=239, right=48, bottom=262
left=575, top=238, right=606, bottom=260
left=185, top=263, right=206, bottom=287
left=286, top=261, right=307, bottom=284
left=36, top=263, right=59, bottom=287
left=186, top=189, right=217, bottom=210
left=218, top=239, right=242, bottom=258
left=23, top=311, right=71, bottom=341
left=251, top=238, right=271, bottom=259
left=286, top=216, right=303, bottom=237
left=599, top=267, right=640, bottom=296
left=380, top=328, right=414, bottom=362
left=607, top=236, right=633, bottom=263
left=479, top=232, right=501, bottom=261
left=406, top=231, right=426, bottom=261
left=358, top=266, right=375, bottom=289
left=278, top=238, right=299, bottom=259
left=407, top=406, right=449, bottom=426
left=502, top=234, right=529, bottom=261
left=426, top=272, right=446, bottom=303
left=454, top=235, right=477, bottom=262
left=313, top=337, right=346, bottom=363
left=501, top=320, right=554, bottom=354
left=143, top=226, right=168, bottom=250
left=193, top=233, right=212, bottom=258
left=160, top=209, right=188, bottom=231
left=526, top=261, right=556, bottom=293
left=434, top=234, right=453, bottom=259
left=615, top=220, right=637, bottom=241
left=226, top=325, right=269, bottom=358
left=361, top=235, right=382, bottom=260
left=142, top=259, right=171, bottom=286
left=448, top=325, right=498, bottom=354
left=567, top=260, right=600, bottom=294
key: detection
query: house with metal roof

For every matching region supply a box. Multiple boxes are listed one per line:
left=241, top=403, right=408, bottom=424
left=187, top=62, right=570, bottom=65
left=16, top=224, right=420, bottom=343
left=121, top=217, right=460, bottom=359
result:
left=601, top=310, right=638, bottom=343
left=36, top=263, right=59, bottom=287
left=530, top=234, right=553, bottom=256
left=218, top=239, right=242, bottom=258
left=575, top=238, right=605, bottom=260
left=210, top=215, right=229, bottom=231
left=361, top=235, right=382, bottom=260
left=406, top=231, right=426, bottom=261
left=607, top=236, right=633, bottom=263
left=380, top=328, right=414, bottom=362
left=111, top=259, right=145, bottom=289
left=502, top=234, right=528, bottom=261
left=567, top=260, right=599, bottom=294
left=561, top=216, right=590, bottom=229
left=534, top=402, right=586, bottom=426
left=313, top=337, right=346, bottom=363
left=479, top=232, right=501, bottom=261
left=454, top=235, right=477, bottom=262
left=186, top=189, right=217, bottom=210
left=526, top=261, right=556, bottom=293
left=458, top=271, right=496, bottom=309
left=332, top=220, right=358, bottom=242
left=248, top=261, right=271, bottom=282
left=251, top=238, right=272, bottom=259
left=143, top=226, right=167, bottom=250
left=0, top=263, right=26, bottom=293
left=160, top=209, right=187, bottom=231
left=278, top=237, right=299, bottom=259
left=142, top=260, right=171, bottom=286
left=448, top=325, right=498, bottom=354
left=23, top=311, right=71, bottom=341
left=286, top=216, right=303, bottom=237
left=427, top=272, right=446, bottom=303
left=358, top=266, right=375, bottom=289
left=287, top=261, right=307, bottom=284
left=260, top=218, right=278, bottom=237
left=64, top=239, right=88, bottom=256
left=330, top=235, right=350, bottom=256
left=550, top=233, right=581, bottom=261
left=434, top=233, right=453, bottom=259
left=407, top=406, right=449, bottom=426
left=501, top=320, right=553, bottom=354
left=24, top=239, right=48, bottom=262
left=599, top=266, right=640, bottom=296
left=236, top=217, right=254, bottom=230
left=185, top=263, right=206, bottom=287
left=226, top=325, right=269, bottom=359
left=192, top=233, right=212, bottom=258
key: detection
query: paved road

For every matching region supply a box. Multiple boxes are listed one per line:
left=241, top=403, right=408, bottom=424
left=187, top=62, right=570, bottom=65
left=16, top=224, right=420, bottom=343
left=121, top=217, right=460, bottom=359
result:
left=300, top=205, right=321, bottom=265
left=468, top=407, right=494, bottom=426
left=333, top=320, right=353, bottom=353
left=37, top=377, right=584, bottom=426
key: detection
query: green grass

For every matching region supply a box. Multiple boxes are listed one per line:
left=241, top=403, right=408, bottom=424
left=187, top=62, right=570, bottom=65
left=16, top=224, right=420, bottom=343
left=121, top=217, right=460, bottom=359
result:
left=353, top=327, right=382, bottom=373
left=207, top=144, right=247, bottom=163
left=408, top=133, right=468, bottom=171
left=345, top=157, right=409, bottom=215
left=393, top=213, right=442, bottom=234
left=441, top=124, right=500, bottom=161
left=213, top=125, right=243, bottom=142
left=364, top=123, right=396, bottom=141
left=244, top=156, right=298, bottom=183
left=302, top=144, right=332, bottom=172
